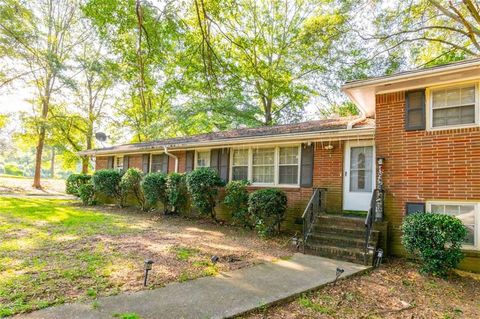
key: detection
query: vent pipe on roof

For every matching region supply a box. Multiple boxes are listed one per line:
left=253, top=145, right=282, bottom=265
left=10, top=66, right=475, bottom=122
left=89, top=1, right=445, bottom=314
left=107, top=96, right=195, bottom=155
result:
left=163, top=145, right=179, bottom=173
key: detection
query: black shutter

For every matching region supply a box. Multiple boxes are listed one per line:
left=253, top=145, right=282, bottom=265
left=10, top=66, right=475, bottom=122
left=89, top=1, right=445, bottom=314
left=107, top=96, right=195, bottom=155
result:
left=219, top=148, right=230, bottom=182
left=185, top=150, right=195, bottom=172
left=406, top=202, right=425, bottom=215
left=405, top=90, right=426, bottom=131
left=107, top=156, right=114, bottom=169
left=300, top=143, right=314, bottom=187
left=161, top=154, right=169, bottom=173
left=123, top=155, right=129, bottom=170
left=210, top=149, right=220, bottom=173
left=142, top=154, right=150, bottom=173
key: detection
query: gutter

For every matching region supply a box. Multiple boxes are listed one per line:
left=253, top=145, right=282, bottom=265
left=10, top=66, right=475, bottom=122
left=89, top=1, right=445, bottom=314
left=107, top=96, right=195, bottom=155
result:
left=163, top=145, right=179, bottom=173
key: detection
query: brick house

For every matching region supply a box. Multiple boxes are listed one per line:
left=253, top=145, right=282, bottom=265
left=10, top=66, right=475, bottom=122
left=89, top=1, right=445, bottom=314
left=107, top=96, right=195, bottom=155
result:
left=81, top=58, right=480, bottom=272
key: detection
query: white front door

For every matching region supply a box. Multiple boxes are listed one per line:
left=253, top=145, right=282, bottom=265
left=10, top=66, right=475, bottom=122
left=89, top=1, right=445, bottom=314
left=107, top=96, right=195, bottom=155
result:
left=343, top=141, right=375, bottom=212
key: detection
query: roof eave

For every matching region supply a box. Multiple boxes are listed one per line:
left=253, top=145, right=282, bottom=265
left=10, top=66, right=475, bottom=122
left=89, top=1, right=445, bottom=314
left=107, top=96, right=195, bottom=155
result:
left=79, top=127, right=375, bottom=156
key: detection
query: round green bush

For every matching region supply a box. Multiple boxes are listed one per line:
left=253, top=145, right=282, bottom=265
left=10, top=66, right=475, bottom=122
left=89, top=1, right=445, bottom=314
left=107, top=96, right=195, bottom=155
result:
left=402, top=212, right=467, bottom=277
left=186, top=168, right=225, bottom=221
left=92, top=169, right=125, bottom=207
left=166, top=173, right=189, bottom=214
left=65, top=174, right=91, bottom=196
left=248, top=188, right=287, bottom=237
left=142, top=172, right=168, bottom=210
left=78, top=183, right=96, bottom=206
left=224, top=180, right=252, bottom=228
left=4, top=164, right=23, bottom=176
left=120, top=168, right=146, bottom=210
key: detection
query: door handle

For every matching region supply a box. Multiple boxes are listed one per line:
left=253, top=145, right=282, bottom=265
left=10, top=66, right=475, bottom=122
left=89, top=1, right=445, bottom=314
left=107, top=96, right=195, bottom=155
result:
left=345, top=171, right=347, bottom=176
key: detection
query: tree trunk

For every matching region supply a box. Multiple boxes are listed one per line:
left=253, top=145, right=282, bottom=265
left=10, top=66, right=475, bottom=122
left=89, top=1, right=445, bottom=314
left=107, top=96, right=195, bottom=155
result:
left=50, top=147, right=55, bottom=178
left=32, top=126, right=46, bottom=189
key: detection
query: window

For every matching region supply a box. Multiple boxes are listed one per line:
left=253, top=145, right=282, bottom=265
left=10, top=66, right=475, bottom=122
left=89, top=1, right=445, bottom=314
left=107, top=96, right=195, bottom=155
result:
left=427, top=201, right=478, bottom=248
left=252, top=148, right=275, bottom=184
left=115, top=156, right=124, bottom=170
left=405, top=90, right=425, bottom=130
left=279, top=146, right=299, bottom=184
left=151, top=154, right=165, bottom=172
left=230, top=145, right=301, bottom=186
left=430, top=84, right=478, bottom=128
left=231, top=149, right=248, bottom=181
left=196, top=150, right=210, bottom=168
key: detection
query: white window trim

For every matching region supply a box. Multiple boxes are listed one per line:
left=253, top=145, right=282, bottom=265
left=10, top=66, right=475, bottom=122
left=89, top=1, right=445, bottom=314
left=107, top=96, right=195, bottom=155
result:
left=426, top=81, right=480, bottom=131
left=229, top=144, right=301, bottom=188
left=426, top=200, right=479, bottom=250
left=194, top=149, right=211, bottom=169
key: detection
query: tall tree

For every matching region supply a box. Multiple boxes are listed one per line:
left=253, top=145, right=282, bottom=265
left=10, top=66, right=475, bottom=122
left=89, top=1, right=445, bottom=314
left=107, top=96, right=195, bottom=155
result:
left=0, top=0, right=83, bottom=188
left=181, top=0, right=351, bottom=126
left=373, top=0, right=480, bottom=66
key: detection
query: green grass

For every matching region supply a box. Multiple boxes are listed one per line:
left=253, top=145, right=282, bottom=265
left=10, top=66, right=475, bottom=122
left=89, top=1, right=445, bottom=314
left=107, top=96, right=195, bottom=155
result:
left=0, top=197, right=140, bottom=316
left=298, top=294, right=335, bottom=315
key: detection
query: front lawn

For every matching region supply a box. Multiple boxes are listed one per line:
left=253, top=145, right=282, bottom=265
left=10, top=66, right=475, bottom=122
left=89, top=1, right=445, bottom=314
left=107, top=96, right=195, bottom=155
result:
left=243, top=259, right=480, bottom=319
left=0, top=197, right=292, bottom=317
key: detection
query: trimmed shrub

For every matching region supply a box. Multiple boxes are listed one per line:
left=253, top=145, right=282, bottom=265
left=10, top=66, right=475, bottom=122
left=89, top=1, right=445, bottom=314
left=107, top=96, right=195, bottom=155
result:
left=4, top=164, right=23, bottom=176
left=402, top=212, right=467, bottom=277
left=78, top=183, right=96, bottom=206
left=65, top=174, right=91, bottom=196
left=92, top=169, right=125, bottom=207
left=142, top=172, right=168, bottom=211
left=224, top=180, right=252, bottom=228
left=248, top=188, right=287, bottom=237
left=186, top=168, right=225, bottom=221
left=120, top=168, right=146, bottom=210
left=166, top=173, right=189, bottom=214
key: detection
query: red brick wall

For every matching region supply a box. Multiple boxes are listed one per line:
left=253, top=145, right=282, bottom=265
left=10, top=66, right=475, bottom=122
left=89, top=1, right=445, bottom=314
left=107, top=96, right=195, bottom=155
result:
left=127, top=154, right=143, bottom=170
left=313, top=141, right=344, bottom=213
left=376, top=91, right=480, bottom=257
left=96, top=156, right=109, bottom=170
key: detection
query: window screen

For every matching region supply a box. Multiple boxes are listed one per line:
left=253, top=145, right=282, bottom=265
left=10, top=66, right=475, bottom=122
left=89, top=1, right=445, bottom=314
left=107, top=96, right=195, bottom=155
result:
left=279, top=146, right=299, bottom=184
left=431, top=85, right=476, bottom=128
left=405, top=90, right=425, bottom=130
left=232, top=149, right=248, bottom=181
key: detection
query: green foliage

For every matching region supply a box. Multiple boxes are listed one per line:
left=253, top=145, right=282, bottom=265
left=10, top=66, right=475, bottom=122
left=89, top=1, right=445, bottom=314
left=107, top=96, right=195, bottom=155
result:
left=224, top=180, right=252, bottom=228
left=142, top=172, right=168, bottom=210
left=3, top=164, right=23, bottom=176
left=92, top=169, right=125, bottom=207
left=186, top=168, right=225, bottom=221
left=65, top=174, right=92, bottom=196
left=402, top=212, right=467, bottom=277
left=248, top=188, right=287, bottom=237
left=166, top=173, right=189, bottom=214
left=120, top=168, right=146, bottom=210
left=78, top=183, right=96, bottom=206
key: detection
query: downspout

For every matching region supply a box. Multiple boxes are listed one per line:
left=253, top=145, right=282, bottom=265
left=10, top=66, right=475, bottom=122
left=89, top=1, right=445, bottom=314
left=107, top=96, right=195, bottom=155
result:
left=163, top=145, right=178, bottom=173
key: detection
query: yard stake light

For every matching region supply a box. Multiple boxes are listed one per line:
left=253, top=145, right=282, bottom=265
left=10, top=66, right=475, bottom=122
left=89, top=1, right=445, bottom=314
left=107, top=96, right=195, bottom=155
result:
left=334, top=267, right=344, bottom=285
left=374, top=249, right=383, bottom=268
left=211, top=255, right=219, bottom=265
left=144, top=259, right=154, bottom=287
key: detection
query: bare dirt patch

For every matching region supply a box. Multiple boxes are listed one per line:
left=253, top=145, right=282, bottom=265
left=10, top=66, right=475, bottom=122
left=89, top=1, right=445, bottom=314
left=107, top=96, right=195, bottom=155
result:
left=242, top=258, right=480, bottom=319
left=0, top=175, right=66, bottom=195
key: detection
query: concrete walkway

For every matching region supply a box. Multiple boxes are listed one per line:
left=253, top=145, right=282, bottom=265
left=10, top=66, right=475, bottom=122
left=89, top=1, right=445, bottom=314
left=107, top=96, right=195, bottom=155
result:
left=17, top=254, right=369, bottom=319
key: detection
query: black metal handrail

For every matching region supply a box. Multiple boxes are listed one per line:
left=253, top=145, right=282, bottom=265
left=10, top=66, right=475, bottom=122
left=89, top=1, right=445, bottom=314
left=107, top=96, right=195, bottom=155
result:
left=364, top=188, right=383, bottom=264
left=301, top=188, right=325, bottom=253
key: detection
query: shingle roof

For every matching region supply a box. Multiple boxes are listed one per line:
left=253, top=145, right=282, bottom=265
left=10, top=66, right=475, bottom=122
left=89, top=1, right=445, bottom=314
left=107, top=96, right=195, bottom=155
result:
left=80, top=116, right=375, bottom=155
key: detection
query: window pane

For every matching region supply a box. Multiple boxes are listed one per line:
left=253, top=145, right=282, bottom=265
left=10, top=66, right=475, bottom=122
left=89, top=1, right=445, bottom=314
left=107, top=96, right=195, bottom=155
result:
left=432, top=204, right=475, bottom=246
left=461, top=86, right=475, bottom=104
left=433, top=105, right=475, bottom=127
left=279, top=166, right=298, bottom=184
left=279, top=147, right=299, bottom=165
left=196, top=151, right=209, bottom=167
left=252, top=148, right=274, bottom=165
left=446, top=88, right=461, bottom=106
left=433, top=90, right=446, bottom=108
left=232, top=149, right=248, bottom=166
left=232, top=166, right=248, bottom=181
left=252, top=166, right=274, bottom=183
left=409, top=91, right=424, bottom=110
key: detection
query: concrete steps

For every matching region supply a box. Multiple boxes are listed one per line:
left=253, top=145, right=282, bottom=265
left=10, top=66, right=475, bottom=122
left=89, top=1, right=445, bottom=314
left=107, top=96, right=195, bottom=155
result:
left=304, top=214, right=378, bottom=265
